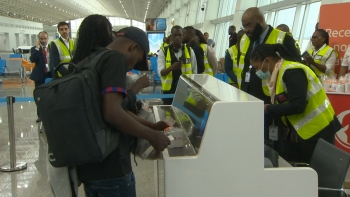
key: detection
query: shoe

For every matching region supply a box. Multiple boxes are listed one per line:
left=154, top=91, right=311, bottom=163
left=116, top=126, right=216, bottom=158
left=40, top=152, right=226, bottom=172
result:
left=36, top=118, right=42, bottom=123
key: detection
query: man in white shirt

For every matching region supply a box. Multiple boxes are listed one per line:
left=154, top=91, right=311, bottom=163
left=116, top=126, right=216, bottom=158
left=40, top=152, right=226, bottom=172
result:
left=338, top=46, right=350, bottom=77
left=158, top=25, right=197, bottom=105
left=49, top=21, right=75, bottom=77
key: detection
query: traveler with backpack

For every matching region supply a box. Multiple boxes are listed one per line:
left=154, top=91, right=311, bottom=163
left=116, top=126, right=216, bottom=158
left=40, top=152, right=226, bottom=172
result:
left=75, top=16, right=170, bottom=197
left=36, top=15, right=170, bottom=197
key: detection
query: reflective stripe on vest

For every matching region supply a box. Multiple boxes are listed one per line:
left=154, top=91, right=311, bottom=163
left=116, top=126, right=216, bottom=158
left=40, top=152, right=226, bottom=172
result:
left=275, top=60, right=335, bottom=140
left=200, top=44, right=213, bottom=76
left=239, top=29, right=286, bottom=95
left=227, top=45, right=242, bottom=87
left=308, top=45, right=335, bottom=76
left=161, top=45, right=192, bottom=91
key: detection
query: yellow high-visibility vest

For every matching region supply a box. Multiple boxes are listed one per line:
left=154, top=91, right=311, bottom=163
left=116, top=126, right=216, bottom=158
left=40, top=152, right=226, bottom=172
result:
left=308, top=45, right=336, bottom=76
left=200, top=44, right=213, bottom=76
left=227, top=45, right=242, bottom=87
left=160, top=42, right=169, bottom=50
left=275, top=60, right=336, bottom=140
left=239, top=29, right=286, bottom=96
left=50, top=38, right=75, bottom=77
left=161, top=45, right=192, bottom=91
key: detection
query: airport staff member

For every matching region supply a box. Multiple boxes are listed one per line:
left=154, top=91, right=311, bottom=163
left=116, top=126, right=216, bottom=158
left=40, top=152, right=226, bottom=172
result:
left=250, top=44, right=341, bottom=163
left=239, top=7, right=301, bottom=149
left=49, top=21, right=75, bottom=77
left=158, top=25, right=197, bottom=105
left=225, top=30, right=245, bottom=87
left=195, top=29, right=217, bottom=76
left=303, top=29, right=337, bottom=77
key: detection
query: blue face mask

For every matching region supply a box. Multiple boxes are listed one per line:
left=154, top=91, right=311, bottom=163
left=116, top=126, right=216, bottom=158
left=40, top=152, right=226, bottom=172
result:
left=255, top=59, right=270, bottom=80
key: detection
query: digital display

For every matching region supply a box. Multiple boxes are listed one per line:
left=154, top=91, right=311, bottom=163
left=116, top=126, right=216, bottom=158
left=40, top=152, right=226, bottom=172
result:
left=147, top=32, right=165, bottom=54
left=145, top=18, right=166, bottom=31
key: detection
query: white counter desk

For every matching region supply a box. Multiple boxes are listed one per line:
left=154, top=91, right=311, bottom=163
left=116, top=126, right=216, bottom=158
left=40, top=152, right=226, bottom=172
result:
left=153, top=74, right=317, bottom=197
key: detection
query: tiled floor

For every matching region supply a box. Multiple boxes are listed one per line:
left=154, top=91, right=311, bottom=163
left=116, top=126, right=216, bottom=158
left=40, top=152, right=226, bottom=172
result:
left=0, top=77, right=159, bottom=197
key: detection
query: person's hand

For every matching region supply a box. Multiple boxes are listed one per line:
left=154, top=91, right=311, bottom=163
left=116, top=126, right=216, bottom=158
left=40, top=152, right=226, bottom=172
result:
left=264, top=104, right=269, bottom=114
left=135, top=75, right=150, bottom=88
left=303, top=55, right=314, bottom=65
left=231, top=83, right=238, bottom=88
left=149, top=131, right=171, bottom=152
left=170, top=62, right=182, bottom=70
left=36, top=40, right=40, bottom=49
left=152, top=121, right=170, bottom=130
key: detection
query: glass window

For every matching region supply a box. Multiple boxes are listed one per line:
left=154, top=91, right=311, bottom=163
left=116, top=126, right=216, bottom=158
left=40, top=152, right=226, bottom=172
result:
left=269, top=11, right=276, bottom=26
left=300, top=2, right=321, bottom=52
left=274, top=7, right=296, bottom=29
left=217, top=0, right=237, bottom=18
left=295, top=5, right=306, bottom=40
left=258, top=0, right=270, bottom=7
left=264, top=13, right=268, bottom=22
left=213, top=21, right=230, bottom=58
left=132, top=20, right=146, bottom=31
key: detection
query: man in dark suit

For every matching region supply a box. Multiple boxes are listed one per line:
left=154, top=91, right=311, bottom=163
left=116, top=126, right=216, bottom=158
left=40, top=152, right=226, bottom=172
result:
left=30, top=31, right=51, bottom=122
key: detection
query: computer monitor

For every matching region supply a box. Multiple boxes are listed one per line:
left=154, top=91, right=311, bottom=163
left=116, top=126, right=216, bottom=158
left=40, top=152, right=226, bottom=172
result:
left=145, top=18, right=166, bottom=31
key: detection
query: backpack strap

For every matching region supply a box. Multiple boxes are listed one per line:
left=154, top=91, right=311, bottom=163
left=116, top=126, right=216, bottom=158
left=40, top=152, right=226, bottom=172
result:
left=78, top=49, right=113, bottom=70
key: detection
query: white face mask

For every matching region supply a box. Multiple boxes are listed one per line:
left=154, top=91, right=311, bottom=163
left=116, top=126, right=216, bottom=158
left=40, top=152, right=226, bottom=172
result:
left=255, top=58, right=270, bottom=80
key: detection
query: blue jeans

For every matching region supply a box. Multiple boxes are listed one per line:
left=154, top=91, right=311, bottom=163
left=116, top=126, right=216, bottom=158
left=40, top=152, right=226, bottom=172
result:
left=83, top=172, right=136, bottom=197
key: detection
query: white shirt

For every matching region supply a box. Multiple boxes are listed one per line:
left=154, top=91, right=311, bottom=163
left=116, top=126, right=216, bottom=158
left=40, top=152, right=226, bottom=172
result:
left=341, top=46, right=350, bottom=69
left=61, top=37, right=70, bottom=50
left=157, top=45, right=197, bottom=77
left=311, top=43, right=336, bottom=74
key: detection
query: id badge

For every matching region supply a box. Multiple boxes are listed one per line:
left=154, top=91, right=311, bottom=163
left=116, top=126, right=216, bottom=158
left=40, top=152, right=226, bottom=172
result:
left=245, top=72, right=250, bottom=82
left=269, top=125, right=278, bottom=141
left=45, top=64, right=48, bottom=68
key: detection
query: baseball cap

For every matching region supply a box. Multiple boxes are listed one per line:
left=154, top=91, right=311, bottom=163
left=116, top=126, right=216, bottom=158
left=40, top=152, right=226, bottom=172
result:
left=116, top=26, right=150, bottom=71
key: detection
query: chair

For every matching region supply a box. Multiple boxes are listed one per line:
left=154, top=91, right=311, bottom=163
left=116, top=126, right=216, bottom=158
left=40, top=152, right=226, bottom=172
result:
left=295, top=139, right=350, bottom=197
left=0, top=60, right=6, bottom=75
left=9, top=54, right=22, bottom=58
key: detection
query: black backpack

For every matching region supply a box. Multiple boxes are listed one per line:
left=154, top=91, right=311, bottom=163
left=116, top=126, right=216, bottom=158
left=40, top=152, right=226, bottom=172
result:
left=34, top=49, right=119, bottom=167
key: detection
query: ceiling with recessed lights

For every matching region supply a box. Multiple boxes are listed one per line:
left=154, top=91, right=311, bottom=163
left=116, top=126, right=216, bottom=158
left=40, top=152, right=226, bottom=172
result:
left=0, top=0, right=168, bottom=26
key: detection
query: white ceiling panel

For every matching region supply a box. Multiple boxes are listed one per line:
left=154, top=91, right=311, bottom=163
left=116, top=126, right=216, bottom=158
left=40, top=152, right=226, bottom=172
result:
left=0, top=0, right=168, bottom=25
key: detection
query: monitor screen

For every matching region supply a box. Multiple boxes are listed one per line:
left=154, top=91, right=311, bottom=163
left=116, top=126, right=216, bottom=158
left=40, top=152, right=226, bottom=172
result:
left=147, top=32, right=165, bottom=54
left=145, top=18, right=166, bottom=31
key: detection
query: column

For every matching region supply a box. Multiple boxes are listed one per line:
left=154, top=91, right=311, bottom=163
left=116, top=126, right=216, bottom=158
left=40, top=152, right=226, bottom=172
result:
left=187, top=0, right=199, bottom=26
left=201, top=0, right=220, bottom=36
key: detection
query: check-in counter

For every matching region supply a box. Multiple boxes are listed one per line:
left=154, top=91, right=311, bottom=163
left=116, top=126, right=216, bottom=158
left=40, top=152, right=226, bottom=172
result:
left=153, top=74, right=318, bottom=197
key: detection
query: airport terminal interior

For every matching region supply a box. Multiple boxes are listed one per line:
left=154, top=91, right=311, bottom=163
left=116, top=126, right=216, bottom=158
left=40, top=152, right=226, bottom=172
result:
left=1, top=0, right=350, bottom=196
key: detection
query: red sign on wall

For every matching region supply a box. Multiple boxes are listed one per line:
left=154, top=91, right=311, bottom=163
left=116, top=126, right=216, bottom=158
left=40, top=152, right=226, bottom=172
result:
left=327, top=93, right=350, bottom=153
left=319, top=3, right=350, bottom=75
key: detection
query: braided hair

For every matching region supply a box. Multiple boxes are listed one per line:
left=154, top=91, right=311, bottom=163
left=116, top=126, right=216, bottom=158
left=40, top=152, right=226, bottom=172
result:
left=71, top=15, right=113, bottom=64
left=250, top=44, right=297, bottom=62
left=315, top=29, right=329, bottom=45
